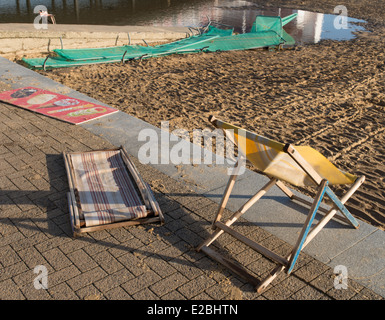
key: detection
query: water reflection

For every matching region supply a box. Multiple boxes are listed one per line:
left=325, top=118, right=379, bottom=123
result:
left=0, top=0, right=366, bottom=44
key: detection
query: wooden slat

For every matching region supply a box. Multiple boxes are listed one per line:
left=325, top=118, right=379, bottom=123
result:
left=63, top=152, right=81, bottom=230
left=275, top=180, right=294, bottom=198
left=212, top=162, right=239, bottom=227
left=196, top=178, right=277, bottom=252
left=145, top=182, right=165, bottom=224
left=215, top=221, right=289, bottom=266
left=77, top=216, right=162, bottom=234
left=284, top=144, right=323, bottom=185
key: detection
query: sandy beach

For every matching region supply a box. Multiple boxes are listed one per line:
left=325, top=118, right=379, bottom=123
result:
left=36, top=0, right=385, bottom=230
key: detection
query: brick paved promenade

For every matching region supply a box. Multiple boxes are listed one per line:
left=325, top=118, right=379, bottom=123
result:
left=0, top=101, right=383, bottom=301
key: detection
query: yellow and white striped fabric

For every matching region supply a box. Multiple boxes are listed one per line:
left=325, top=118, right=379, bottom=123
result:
left=211, top=117, right=356, bottom=187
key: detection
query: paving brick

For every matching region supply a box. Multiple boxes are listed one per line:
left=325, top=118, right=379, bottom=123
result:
left=177, top=274, right=216, bottom=299
left=310, top=269, right=336, bottom=293
left=10, top=232, right=49, bottom=252
left=94, top=268, right=134, bottom=293
left=19, top=282, right=52, bottom=300
left=168, top=255, right=204, bottom=280
left=107, top=227, right=134, bottom=243
left=16, top=246, right=50, bottom=269
left=48, top=282, right=79, bottom=300
left=66, top=267, right=108, bottom=292
left=121, top=269, right=161, bottom=295
left=48, top=264, right=81, bottom=287
left=41, top=247, right=72, bottom=271
left=149, top=272, right=189, bottom=297
left=0, top=261, right=28, bottom=282
left=76, top=284, right=105, bottom=300
left=144, top=254, right=177, bottom=278
left=67, top=249, right=98, bottom=272
left=289, top=285, right=328, bottom=300
left=204, top=282, right=233, bottom=300
left=261, top=283, right=294, bottom=300
left=294, top=260, right=330, bottom=283
left=0, top=218, right=18, bottom=237
left=326, top=279, right=364, bottom=300
left=59, top=236, right=96, bottom=255
left=132, top=288, right=160, bottom=300
left=0, top=244, right=21, bottom=267
left=117, top=252, right=149, bottom=277
left=93, top=250, right=124, bottom=274
left=156, top=240, right=190, bottom=261
left=0, top=278, right=25, bottom=300
left=104, top=286, right=133, bottom=300
left=82, top=236, right=121, bottom=256
left=174, top=227, right=203, bottom=247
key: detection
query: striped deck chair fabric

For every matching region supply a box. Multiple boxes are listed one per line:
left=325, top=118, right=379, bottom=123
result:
left=69, top=150, right=148, bottom=227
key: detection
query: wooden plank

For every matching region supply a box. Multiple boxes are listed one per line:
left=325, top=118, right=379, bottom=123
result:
left=215, top=221, right=289, bottom=266
left=196, top=178, right=276, bottom=251
left=200, top=245, right=260, bottom=287
left=275, top=180, right=294, bottom=198
left=284, top=144, right=323, bottom=185
left=67, top=192, right=80, bottom=237
left=145, top=182, right=165, bottom=224
left=77, top=216, right=162, bottom=234
left=63, top=152, right=81, bottom=229
left=212, top=163, right=239, bottom=227
left=256, top=263, right=286, bottom=293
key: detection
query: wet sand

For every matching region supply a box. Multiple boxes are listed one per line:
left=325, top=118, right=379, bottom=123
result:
left=37, top=0, right=385, bottom=230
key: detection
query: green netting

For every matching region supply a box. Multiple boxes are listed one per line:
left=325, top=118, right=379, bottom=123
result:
left=174, top=31, right=284, bottom=53
left=251, top=13, right=297, bottom=33
left=281, top=13, right=298, bottom=26
left=205, top=25, right=234, bottom=36
left=54, top=45, right=154, bottom=61
left=251, top=16, right=283, bottom=36
left=21, top=55, right=120, bottom=70
left=281, top=30, right=296, bottom=46
left=51, top=26, right=227, bottom=62
left=22, top=14, right=298, bottom=69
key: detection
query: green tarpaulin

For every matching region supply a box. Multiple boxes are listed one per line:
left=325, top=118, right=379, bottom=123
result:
left=22, top=14, right=297, bottom=70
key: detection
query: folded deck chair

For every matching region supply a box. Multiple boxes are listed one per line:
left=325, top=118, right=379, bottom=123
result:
left=63, top=146, right=164, bottom=237
left=197, top=116, right=365, bottom=292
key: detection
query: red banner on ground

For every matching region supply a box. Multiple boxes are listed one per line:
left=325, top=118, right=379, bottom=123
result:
left=0, top=87, right=118, bottom=124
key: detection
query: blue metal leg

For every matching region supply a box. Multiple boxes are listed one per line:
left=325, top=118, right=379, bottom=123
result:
left=287, top=180, right=328, bottom=274
left=325, top=186, right=360, bottom=229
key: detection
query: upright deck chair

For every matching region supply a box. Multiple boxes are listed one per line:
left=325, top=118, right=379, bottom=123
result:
left=197, top=116, right=365, bottom=292
left=64, top=146, right=164, bottom=237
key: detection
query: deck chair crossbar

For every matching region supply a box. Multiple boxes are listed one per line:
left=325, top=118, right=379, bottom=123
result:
left=197, top=116, right=365, bottom=292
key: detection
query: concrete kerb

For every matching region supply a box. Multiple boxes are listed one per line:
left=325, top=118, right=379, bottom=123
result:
left=0, top=55, right=384, bottom=298
left=0, top=24, right=190, bottom=58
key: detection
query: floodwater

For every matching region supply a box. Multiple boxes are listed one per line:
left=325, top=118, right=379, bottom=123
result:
left=0, top=0, right=366, bottom=44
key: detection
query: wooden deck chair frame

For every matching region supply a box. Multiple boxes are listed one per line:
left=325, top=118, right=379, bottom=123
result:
left=64, top=146, right=164, bottom=237
left=197, top=116, right=365, bottom=293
